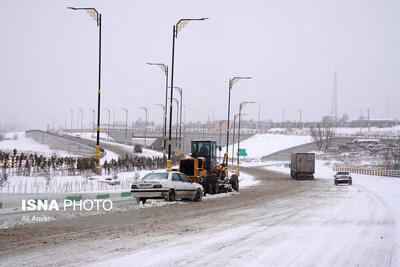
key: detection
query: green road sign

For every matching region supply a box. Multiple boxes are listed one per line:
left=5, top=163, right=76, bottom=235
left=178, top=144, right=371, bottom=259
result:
left=237, top=148, right=247, bottom=156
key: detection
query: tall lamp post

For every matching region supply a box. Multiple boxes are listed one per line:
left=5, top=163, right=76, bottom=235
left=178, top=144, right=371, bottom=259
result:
left=147, top=63, right=168, bottom=159
left=121, top=108, right=128, bottom=144
left=105, top=108, right=111, bottom=141
left=70, top=109, right=73, bottom=131
left=68, top=6, right=102, bottom=167
left=173, top=87, right=183, bottom=156
left=89, top=109, right=95, bottom=137
left=237, top=101, right=255, bottom=175
left=225, top=77, right=252, bottom=169
left=139, top=107, right=149, bottom=148
left=155, top=104, right=166, bottom=153
left=78, top=108, right=83, bottom=136
left=231, top=112, right=246, bottom=170
left=167, top=17, right=208, bottom=170
left=172, top=98, right=179, bottom=156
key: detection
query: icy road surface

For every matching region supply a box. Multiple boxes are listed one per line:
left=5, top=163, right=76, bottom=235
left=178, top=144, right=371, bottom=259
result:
left=0, top=167, right=398, bottom=266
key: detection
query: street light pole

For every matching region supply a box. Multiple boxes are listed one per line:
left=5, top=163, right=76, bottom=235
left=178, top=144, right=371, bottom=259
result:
left=155, top=104, right=166, bottom=151
left=79, top=108, right=83, bottom=137
left=121, top=108, right=128, bottom=144
left=167, top=17, right=208, bottom=170
left=226, top=77, right=252, bottom=169
left=232, top=113, right=238, bottom=170
left=139, top=107, right=149, bottom=148
left=172, top=98, right=179, bottom=156
left=70, top=109, right=73, bottom=131
left=237, top=101, right=255, bottom=175
left=89, top=109, right=95, bottom=137
left=231, top=113, right=247, bottom=170
left=68, top=7, right=102, bottom=168
left=105, top=108, right=111, bottom=141
left=147, top=63, right=168, bottom=159
left=172, top=87, right=183, bottom=156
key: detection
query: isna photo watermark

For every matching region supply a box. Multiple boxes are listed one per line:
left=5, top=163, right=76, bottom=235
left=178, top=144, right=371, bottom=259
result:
left=21, top=199, right=113, bottom=211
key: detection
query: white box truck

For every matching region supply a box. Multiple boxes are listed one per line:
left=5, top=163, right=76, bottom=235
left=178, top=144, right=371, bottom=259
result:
left=290, top=153, right=315, bottom=180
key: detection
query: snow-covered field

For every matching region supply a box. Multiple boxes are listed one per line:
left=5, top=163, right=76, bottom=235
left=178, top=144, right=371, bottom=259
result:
left=224, top=133, right=313, bottom=161
left=0, top=132, right=75, bottom=157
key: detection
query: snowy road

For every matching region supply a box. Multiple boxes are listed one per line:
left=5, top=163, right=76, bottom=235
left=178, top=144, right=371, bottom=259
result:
left=0, top=167, right=398, bottom=266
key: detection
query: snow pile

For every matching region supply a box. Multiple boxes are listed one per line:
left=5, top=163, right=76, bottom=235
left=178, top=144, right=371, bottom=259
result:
left=100, top=149, right=119, bottom=164
left=239, top=171, right=259, bottom=187
left=0, top=132, right=75, bottom=157
left=224, top=133, right=313, bottom=161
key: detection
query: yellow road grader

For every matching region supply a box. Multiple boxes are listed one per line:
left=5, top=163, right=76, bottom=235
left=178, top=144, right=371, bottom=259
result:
left=172, top=140, right=239, bottom=195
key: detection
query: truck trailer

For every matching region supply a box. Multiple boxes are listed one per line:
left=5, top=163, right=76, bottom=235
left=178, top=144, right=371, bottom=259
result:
left=290, top=153, right=315, bottom=180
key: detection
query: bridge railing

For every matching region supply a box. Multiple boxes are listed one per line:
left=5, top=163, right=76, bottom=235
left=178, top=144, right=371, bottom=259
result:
left=333, top=166, right=400, bottom=178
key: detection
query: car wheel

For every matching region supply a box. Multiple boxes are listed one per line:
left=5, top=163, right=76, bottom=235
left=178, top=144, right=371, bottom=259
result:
left=201, top=176, right=211, bottom=196
left=194, top=188, right=203, bottom=202
left=167, top=189, right=176, bottom=202
left=212, top=176, right=219, bottom=194
left=230, top=174, right=239, bottom=192
left=136, top=198, right=146, bottom=204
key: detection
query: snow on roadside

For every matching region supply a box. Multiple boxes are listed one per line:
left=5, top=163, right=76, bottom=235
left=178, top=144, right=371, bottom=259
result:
left=238, top=171, right=259, bottom=187
left=0, top=132, right=76, bottom=157
left=69, top=133, right=163, bottom=158
left=100, top=149, right=119, bottom=164
left=223, top=133, right=313, bottom=161
left=66, top=132, right=113, bottom=141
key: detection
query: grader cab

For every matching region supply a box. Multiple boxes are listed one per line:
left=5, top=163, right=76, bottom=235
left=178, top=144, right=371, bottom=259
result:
left=177, top=140, right=239, bottom=195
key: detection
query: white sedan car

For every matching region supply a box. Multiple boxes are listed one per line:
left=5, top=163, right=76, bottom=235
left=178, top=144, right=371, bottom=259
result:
left=131, top=172, right=204, bottom=204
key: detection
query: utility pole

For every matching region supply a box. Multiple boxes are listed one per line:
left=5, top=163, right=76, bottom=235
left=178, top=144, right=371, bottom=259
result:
left=387, top=92, right=390, bottom=119
left=258, top=103, right=261, bottom=133
left=70, top=109, right=73, bottom=131
left=212, top=110, right=215, bottom=127
left=79, top=109, right=83, bottom=137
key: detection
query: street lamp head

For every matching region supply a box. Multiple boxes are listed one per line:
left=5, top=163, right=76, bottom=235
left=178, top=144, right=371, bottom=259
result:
left=176, top=17, right=209, bottom=37
left=146, top=62, right=168, bottom=76
left=240, top=101, right=255, bottom=110
left=174, top=87, right=183, bottom=95
left=67, top=7, right=99, bottom=25
left=230, top=76, right=253, bottom=88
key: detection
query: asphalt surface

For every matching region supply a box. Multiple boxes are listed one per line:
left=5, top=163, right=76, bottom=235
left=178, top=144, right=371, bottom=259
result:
left=0, top=166, right=317, bottom=266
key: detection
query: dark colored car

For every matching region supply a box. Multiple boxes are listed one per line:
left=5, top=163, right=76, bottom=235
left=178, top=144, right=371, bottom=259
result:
left=334, top=171, right=352, bottom=185
left=134, top=144, right=142, bottom=153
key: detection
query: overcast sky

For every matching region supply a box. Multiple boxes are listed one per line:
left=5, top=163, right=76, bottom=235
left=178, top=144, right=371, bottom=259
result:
left=1, top=0, right=399, bottom=130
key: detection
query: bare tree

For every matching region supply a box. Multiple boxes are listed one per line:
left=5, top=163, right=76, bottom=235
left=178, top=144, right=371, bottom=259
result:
left=309, top=122, right=335, bottom=152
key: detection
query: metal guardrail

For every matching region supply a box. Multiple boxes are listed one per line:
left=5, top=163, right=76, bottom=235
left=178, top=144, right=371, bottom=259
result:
left=333, top=166, right=400, bottom=178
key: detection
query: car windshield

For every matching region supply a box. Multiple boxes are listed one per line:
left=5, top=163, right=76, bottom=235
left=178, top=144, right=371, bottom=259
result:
left=337, top=172, right=349, bottom=175
left=141, top=173, right=168, bottom=181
